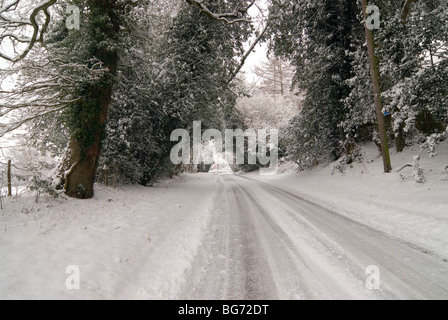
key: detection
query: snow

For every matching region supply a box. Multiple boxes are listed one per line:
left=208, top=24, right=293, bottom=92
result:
left=0, top=174, right=219, bottom=299
left=0, top=143, right=447, bottom=299
left=184, top=171, right=448, bottom=299
left=249, top=142, right=448, bottom=260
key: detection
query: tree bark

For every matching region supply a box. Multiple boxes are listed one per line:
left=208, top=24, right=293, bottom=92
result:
left=64, top=84, right=115, bottom=199
left=361, top=0, right=392, bottom=173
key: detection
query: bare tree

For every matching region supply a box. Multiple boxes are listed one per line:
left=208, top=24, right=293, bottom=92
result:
left=0, top=0, right=123, bottom=199
left=253, top=55, right=295, bottom=96
left=0, top=1, right=67, bottom=135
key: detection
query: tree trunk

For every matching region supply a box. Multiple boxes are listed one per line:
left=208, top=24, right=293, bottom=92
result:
left=387, top=114, right=405, bottom=153
left=64, top=86, right=114, bottom=199
left=63, top=0, right=120, bottom=199
left=401, top=0, right=418, bottom=21
left=278, top=59, right=284, bottom=96
left=395, top=127, right=406, bottom=152
left=361, top=0, right=392, bottom=173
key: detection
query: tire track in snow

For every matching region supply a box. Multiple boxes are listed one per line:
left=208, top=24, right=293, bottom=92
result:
left=236, top=174, right=448, bottom=299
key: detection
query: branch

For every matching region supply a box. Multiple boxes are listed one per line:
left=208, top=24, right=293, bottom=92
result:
left=0, top=103, right=76, bottom=137
left=292, top=159, right=304, bottom=171
left=185, top=0, right=252, bottom=24
left=228, top=20, right=270, bottom=83
left=0, top=33, right=31, bottom=43
left=397, top=164, right=412, bottom=172
left=0, top=0, right=19, bottom=15
left=401, top=0, right=418, bottom=21
left=0, top=54, right=105, bottom=137
left=0, top=0, right=57, bottom=62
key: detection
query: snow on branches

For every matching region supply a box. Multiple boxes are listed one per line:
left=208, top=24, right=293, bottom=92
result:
left=0, top=54, right=109, bottom=137
left=0, top=0, right=57, bottom=62
left=185, top=0, right=254, bottom=24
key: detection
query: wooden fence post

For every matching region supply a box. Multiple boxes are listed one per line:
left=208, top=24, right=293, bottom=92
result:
left=7, top=160, right=12, bottom=197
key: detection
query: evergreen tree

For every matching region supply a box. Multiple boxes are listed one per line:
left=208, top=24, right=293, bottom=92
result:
left=100, top=0, right=252, bottom=184
left=268, top=0, right=358, bottom=166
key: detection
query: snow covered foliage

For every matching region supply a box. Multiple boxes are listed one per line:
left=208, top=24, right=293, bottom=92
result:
left=267, top=0, right=359, bottom=167
left=378, top=0, right=448, bottom=142
left=341, top=25, right=377, bottom=145
left=99, top=0, right=252, bottom=185
left=98, top=1, right=179, bottom=186
left=412, top=152, right=426, bottom=184
left=236, top=94, right=299, bottom=131
left=0, top=135, right=61, bottom=198
left=266, top=0, right=447, bottom=170
left=1, top=0, right=447, bottom=195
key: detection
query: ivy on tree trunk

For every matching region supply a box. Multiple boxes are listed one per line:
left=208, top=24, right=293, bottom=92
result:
left=63, top=0, right=120, bottom=199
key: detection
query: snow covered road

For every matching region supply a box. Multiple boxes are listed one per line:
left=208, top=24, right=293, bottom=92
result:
left=185, top=174, right=448, bottom=300
left=1, top=173, right=447, bottom=299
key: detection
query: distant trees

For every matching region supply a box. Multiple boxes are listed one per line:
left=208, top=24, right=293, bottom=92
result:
left=238, top=55, right=300, bottom=141
left=253, top=56, right=295, bottom=96
left=237, top=94, right=298, bottom=131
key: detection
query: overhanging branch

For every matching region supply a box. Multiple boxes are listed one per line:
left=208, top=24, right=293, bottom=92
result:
left=185, top=0, right=253, bottom=24
left=228, top=20, right=270, bottom=83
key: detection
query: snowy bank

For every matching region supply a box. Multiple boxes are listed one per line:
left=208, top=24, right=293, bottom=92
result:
left=0, top=174, right=219, bottom=299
